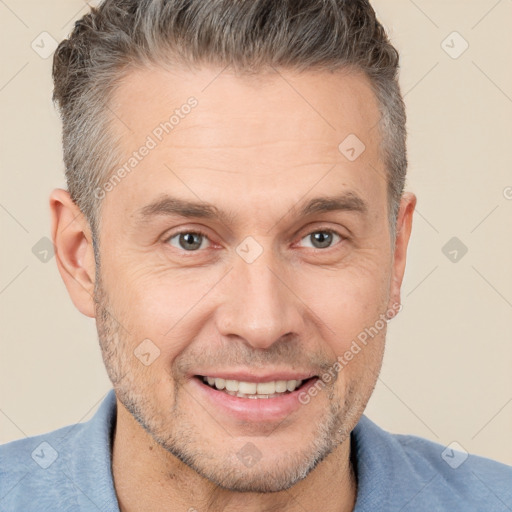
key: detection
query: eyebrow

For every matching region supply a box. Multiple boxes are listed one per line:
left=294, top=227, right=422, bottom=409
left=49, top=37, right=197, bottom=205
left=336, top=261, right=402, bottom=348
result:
left=135, top=191, right=368, bottom=226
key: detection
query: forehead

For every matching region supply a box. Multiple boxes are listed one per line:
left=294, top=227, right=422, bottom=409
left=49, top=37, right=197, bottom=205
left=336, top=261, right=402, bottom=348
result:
left=111, top=64, right=381, bottom=144
left=103, top=65, right=385, bottom=227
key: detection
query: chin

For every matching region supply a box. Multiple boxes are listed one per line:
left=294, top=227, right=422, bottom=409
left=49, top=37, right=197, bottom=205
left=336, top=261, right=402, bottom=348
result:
left=159, top=409, right=343, bottom=494
left=191, top=450, right=327, bottom=493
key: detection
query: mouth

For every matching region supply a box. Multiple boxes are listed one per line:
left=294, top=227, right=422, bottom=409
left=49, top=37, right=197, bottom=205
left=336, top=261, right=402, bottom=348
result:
left=195, top=375, right=316, bottom=399
left=190, top=371, right=322, bottom=422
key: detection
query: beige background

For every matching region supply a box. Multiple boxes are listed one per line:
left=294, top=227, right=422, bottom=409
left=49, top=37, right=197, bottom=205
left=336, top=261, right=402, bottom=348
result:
left=1, top=0, right=511, bottom=466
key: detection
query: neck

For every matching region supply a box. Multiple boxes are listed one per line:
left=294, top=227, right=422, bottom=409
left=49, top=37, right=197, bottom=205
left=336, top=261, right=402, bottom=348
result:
left=112, top=400, right=357, bottom=512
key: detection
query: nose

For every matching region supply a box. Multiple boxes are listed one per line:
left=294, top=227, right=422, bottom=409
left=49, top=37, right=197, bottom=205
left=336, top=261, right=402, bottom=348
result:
left=214, top=245, right=305, bottom=350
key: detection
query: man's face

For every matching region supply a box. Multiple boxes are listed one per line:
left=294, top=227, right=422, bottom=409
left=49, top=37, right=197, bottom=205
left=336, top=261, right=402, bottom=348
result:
left=94, top=65, right=406, bottom=492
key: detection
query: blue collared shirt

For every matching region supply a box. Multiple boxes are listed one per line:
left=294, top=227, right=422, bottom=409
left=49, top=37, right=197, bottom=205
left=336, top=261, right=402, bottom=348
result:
left=1, top=389, right=511, bottom=511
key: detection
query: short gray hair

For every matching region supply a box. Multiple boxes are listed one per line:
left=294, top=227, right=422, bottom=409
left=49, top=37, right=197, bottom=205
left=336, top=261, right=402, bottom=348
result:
left=52, top=0, right=407, bottom=244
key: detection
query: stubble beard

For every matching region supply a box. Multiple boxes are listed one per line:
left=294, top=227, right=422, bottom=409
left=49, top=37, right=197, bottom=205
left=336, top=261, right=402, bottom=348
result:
left=93, top=270, right=372, bottom=494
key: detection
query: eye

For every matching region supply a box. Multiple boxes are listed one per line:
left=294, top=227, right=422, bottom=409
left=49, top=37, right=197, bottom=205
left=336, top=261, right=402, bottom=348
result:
left=164, top=228, right=345, bottom=253
left=298, top=229, right=344, bottom=250
left=166, top=230, right=211, bottom=251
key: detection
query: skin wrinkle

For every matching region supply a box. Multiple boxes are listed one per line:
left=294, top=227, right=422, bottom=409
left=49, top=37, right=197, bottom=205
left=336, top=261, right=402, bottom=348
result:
left=51, top=64, right=415, bottom=512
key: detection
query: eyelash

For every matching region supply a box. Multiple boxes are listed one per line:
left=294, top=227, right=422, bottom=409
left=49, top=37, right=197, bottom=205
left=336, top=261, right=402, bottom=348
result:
left=164, top=227, right=347, bottom=254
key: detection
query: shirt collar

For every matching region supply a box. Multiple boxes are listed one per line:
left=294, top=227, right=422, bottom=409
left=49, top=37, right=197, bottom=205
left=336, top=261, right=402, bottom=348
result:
left=62, top=389, right=119, bottom=511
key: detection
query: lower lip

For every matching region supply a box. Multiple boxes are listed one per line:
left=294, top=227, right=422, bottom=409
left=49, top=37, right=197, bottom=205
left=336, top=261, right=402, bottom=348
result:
left=191, top=376, right=319, bottom=423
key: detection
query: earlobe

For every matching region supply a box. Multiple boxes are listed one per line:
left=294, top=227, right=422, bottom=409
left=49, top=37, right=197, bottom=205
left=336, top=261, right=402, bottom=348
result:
left=49, top=189, right=97, bottom=318
left=388, top=191, right=417, bottom=313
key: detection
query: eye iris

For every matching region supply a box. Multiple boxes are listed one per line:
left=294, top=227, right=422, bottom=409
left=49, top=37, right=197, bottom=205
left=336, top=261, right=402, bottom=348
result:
left=175, top=231, right=335, bottom=251
left=312, top=231, right=332, bottom=249
left=180, top=233, right=202, bottom=250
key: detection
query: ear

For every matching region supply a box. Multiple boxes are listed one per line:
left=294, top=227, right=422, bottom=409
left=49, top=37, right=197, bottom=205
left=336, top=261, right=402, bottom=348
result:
left=49, top=189, right=97, bottom=318
left=388, top=191, right=417, bottom=317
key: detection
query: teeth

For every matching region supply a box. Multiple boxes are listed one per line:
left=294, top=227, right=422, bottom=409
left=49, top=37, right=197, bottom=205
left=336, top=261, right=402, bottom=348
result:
left=238, top=381, right=257, bottom=394
left=225, top=380, right=238, bottom=392
left=275, top=380, right=287, bottom=392
left=214, top=378, right=225, bottom=390
left=202, top=376, right=304, bottom=396
left=286, top=380, right=297, bottom=392
left=257, top=381, right=275, bottom=394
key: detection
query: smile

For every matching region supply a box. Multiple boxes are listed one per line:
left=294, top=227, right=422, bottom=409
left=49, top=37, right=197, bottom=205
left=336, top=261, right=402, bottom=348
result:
left=191, top=372, right=320, bottom=422
left=200, top=376, right=306, bottom=399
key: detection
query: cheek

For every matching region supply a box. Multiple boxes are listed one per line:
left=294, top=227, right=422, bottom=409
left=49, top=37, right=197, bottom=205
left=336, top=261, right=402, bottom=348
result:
left=301, top=276, right=388, bottom=398
left=106, top=265, right=216, bottom=358
left=296, top=256, right=390, bottom=345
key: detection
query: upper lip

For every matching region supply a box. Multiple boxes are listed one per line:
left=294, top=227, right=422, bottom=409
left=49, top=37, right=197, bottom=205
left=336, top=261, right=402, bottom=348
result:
left=193, top=371, right=318, bottom=382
